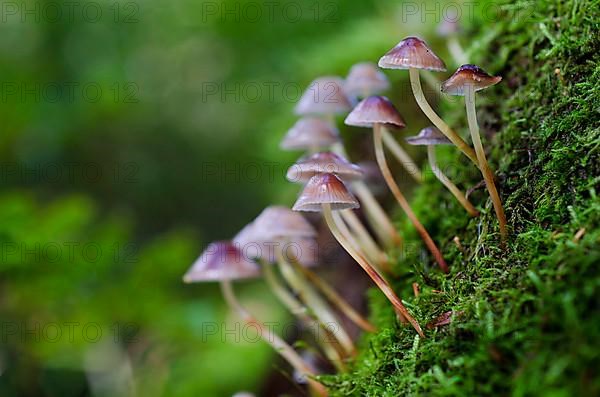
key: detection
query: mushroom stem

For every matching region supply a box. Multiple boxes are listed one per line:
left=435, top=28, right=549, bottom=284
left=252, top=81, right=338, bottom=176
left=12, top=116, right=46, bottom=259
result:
left=447, top=35, right=468, bottom=65
left=339, top=209, right=391, bottom=272
left=464, top=86, right=508, bottom=243
left=322, top=203, right=424, bottom=337
left=332, top=142, right=403, bottom=248
left=408, top=68, right=479, bottom=166
left=262, top=261, right=347, bottom=369
left=381, top=127, right=423, bottom=183
left=276, top=251, right=357, bottom=358
left=219, top=279, right=328, bottom=397
left=287, top=257, right=377, bottom=333
left=427, top=145, right=479, bottom=217
left=373, top=123, right=449, bottom=273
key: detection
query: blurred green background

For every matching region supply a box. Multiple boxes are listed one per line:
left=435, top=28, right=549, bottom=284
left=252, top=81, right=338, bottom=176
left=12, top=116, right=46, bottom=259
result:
left=0, top=0, right=467, bottom=395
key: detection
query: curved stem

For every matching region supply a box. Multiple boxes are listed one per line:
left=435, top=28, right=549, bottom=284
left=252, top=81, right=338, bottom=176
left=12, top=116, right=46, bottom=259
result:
left=381, top=128, right=423, bottom=183
left=427, top=145, right=479, bottom=217
left=340, top=209, right=390, bottom=271
left=276, top=251, right=356, bottom=358
left=262, top=261, right=347, bottom=370
left=332, top=142, right=403, bottom=248
left=220, top=279, right=328, bottom=396
left=447, top=35, right=468, bottom=65
left=464, top=86, right=508, bottom=244
left=288, top=257, right=377, bottom=333
left=373, top=124, right=449, bottom=273
left=322, top=204, right=424, bottom=337
left=409, top=68, right=479, bottom=166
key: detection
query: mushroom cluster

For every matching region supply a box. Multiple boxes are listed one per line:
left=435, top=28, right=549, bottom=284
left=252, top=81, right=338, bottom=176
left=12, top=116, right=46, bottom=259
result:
left=184, top=30, right=507, bottom=395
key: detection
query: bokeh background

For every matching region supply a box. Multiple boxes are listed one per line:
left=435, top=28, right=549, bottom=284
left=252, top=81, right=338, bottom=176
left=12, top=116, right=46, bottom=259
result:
left=0, top=0, right=474, bottom=395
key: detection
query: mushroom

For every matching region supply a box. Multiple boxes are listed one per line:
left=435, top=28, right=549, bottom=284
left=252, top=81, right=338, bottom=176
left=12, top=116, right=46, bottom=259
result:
left=295, top=76, right=353, bottom=118
left=280, top=117, right=340, bottom=153
left=286, top=152, right=389, bottom=270
left=295, top=78, right=403, bottom=249
left=441, top=64, right=507, bottom=242
left=406, top=126, right=479, bottom=216
left=378, top=36, right=479, bottom=166
left=437, top=19, right=468, bottom=65
left=238, top=206, right=356, bottom=359
left=183, top=242, right=328, bottom=396
left=345, top=95, right=423, bottom=182
left=293, top=173, right=424, bottom=337
left=345, top=96, right=448, bottom=273
left=344, top=62, right=391, bottom=99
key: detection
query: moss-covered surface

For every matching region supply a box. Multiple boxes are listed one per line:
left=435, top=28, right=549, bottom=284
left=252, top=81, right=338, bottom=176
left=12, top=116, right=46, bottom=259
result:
left=324, top=0, right=600, bottom=395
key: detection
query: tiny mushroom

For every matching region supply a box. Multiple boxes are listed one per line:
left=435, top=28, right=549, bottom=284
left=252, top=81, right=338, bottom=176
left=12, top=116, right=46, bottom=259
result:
left=280, top=117, right=340, bottom=152
left=442, top=64, right=507, bottom=242
left=293, top=173, right=425, bottom=337
left=344, top=96, right=422, bottom=182
left=295, top=76, right=353, bottom=117
left=378, top=37, right=479, bottom=165
left=286, top=151, right=364, bottom=184
left=406, top=127, right=479, bottom=216
left=183, top=242, right=327, bottom=396
left=344, top=62, right=391, bottom=99
left=346, top=96, right=448, bottom=272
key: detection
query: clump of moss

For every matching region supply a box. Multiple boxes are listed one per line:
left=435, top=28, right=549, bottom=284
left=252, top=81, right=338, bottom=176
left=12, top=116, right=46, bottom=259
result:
left=323, top=0, right=600, bottom=395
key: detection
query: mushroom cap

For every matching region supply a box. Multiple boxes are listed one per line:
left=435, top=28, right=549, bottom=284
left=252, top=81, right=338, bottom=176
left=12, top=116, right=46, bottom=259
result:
left=280, top=117, right=340, bottom=151
left=287, top=151, right=364, bottom=183
left=233, top=207, right=318, bottom=266
left=251, top=206, right=317, bottom=239
left=378, top=37, right=447, bottom=72
left=441, top=64, right=502, bottom=96
left=344, top=96, right=406, bottom=128
left=344, top=62, right=391, bottom=98
left=295, top=76, right=353, bottom=116
left=183, top=241, right=261, bottom=283
left=293, top=173, right=360, bottom=212
left=405, top=126, right=452, bottom=146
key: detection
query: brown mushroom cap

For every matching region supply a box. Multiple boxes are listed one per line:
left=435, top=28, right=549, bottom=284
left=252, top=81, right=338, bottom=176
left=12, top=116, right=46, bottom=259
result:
left=441, top=64, right=502, bottom=96
left=344, top=96, right=406, bottom=128
left=378, top=37, right=446, bottom=72
left=295, top=76, right=353, bottom=116
left=233, top=208, right=319, bottom=266
left=280, top=117, right=340, bottom=151
left=287, top=151, right=364, bottom=183
left=183, top=241, right=261, bottom=283
left=405, top=126, right=452, bottom=146
left=292, top=173, right=360, bottom=212
left=344, top=62, right=391, bottom=98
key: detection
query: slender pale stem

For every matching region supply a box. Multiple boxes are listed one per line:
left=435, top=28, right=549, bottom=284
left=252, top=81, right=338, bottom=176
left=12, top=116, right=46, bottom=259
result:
left=288, top=257, right=377, bottom=333
left=322, top=203, right=424, bottom=337
left=332, top=142, right=403, bottom=248
left=220, top=279, right=328, bottom=397
left=262, top=261, right=347, bottom=368
left=340, top=209, right=390, bottom=271
left=464, top=86, right=508, bottom=243
left=447, top=35, right=468, bottom=65
left=427, top=145, right=479, bottom=217
left=409, top=68, right=479, bottom=166
left=276, top=250, right=356, bottom=358
left=373, top=123, right=449, bottom=273
left=381, top=128, right=423, bottom=183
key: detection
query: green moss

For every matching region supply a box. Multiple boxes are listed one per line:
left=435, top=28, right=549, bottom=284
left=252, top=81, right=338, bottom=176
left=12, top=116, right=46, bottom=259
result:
left=324, top=0, right=600, bottom=395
